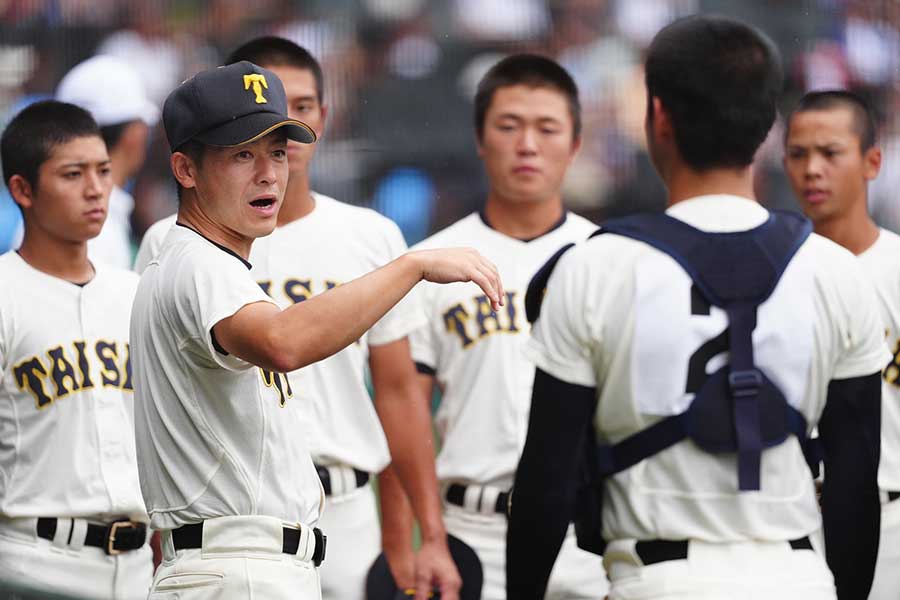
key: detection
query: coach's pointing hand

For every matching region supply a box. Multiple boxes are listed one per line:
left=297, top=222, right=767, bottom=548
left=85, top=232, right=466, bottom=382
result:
left=408, top=248, right=505, bottom=311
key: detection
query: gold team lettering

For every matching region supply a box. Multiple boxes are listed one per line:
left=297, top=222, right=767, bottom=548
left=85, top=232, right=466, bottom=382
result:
left=13, top=340, right=133, bottom=410
left=243, top=74, right=269, bottom=104
left=884, top=337, right=900, bottom=389
left=443, top=292, right=520, bottom=349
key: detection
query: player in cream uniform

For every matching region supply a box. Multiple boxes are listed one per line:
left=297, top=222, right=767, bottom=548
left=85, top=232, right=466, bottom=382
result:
left=510, top=18, right=887, bottom=600
left=136, top=38, right=462, bottom=600
left=0, top=101, right=151, bottom=599
left=784, top=90, right=900, bottom=600
left=249, top=191, right=428, bottom=597
left=134, top=60, right=498, bottom=600
left=388, top=55, right=608, bottom=599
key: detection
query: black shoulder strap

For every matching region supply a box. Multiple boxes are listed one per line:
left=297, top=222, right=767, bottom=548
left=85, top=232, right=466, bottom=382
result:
left=525, top=241, right=580, bottom=324
left=599, top=211, right=812, bottom=307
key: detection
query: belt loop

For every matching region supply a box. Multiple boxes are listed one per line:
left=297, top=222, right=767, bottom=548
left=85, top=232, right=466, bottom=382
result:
left=327, top=466, right=344, bottom=496
left=480, top=487, right=501, bottom=516
left=52, top=518, right=72, bottom=549
left=69, top=519, right=88, bottom=550
left=296, top=524, right=314, bottom=562
left=462, top=485, right=481, bottom=512
left=161, top=530, right=176, bottom=561
left=341, top=466, right=355, bottom=495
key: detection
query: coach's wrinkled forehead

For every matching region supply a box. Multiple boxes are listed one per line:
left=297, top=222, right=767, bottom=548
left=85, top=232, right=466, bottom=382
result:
left=162, top=61, right=316, bottom=153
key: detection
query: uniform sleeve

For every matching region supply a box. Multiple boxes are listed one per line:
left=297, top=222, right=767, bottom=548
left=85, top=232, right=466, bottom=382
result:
left=176, top=252, right=277, bottom=372
left=133, top=216, right=175, bottom=274
left=524, top=249, right=598, bottom=388
left=833, top=262, right=892, bottom=380
left=367, top=220, right=427, bottom=346
left=408, top=283, right=439, bottom=374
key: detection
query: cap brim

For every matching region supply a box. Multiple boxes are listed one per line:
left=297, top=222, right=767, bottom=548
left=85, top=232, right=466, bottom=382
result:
left=194, top=112, right=316, bottom=146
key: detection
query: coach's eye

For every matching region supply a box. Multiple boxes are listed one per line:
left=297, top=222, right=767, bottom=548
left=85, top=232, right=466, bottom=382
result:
left=236, top=150, right=253, bottom=160
left=62, top=171, right=80, bottom=179
left=273, top=149, right=287, bottom=159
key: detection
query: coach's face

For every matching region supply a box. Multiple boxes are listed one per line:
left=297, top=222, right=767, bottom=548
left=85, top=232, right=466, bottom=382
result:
left=266, top=65, right=326, bottom=177
left=184, top=131, right=289, bottom=240
left=478, top=84, right=579, bottom=205
left=11, top=135, right=112, bottom=243
left=784, top=107, right=881, bottom=225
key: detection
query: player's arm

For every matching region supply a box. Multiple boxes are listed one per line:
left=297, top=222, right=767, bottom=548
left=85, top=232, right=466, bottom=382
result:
left=214, top=249, right=503, bottom=372
left=507, top=368, right=593, bottom=599
left=819, top=372, right=882, bottom=600
left=371, top=340, right=460, bottom=600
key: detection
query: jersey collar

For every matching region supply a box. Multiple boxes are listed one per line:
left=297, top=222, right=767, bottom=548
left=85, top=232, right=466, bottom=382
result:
left=175, top=222, right=253, bottom=270
left=478, top=210, right=568, bottom=243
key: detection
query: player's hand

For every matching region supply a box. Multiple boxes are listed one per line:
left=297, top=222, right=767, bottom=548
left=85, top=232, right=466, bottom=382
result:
left=384, top=540, right=416, bottom=590
left=407, top=248, right=504, bottom=311
left=413, top=537, right=461, bottom=600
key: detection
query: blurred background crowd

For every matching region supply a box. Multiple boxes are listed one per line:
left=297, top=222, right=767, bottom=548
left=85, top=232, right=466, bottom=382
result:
left=0, top=0, right=898, bottom=255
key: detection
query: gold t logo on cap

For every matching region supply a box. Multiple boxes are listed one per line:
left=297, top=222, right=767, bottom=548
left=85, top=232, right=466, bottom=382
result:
left=243, top=74, right=269, bottom=104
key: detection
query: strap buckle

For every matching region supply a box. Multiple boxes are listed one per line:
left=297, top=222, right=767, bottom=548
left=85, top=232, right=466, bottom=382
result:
left=312, top=527, right=327, bottom=567
left=106, top=521, right=138, bottom=556
left=728, top=369, right=762, bottom=398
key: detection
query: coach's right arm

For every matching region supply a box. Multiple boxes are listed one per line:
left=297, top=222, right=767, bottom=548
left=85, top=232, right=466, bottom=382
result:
left=213, top=248, right=503, bottom=373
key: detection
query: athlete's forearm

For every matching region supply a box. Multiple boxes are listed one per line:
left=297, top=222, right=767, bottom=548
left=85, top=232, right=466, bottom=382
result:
left=373, top=359, right=446, bottom=543
left=820, top=372, right=881, bottom=600
left=379, top=463, right=418, bottom=588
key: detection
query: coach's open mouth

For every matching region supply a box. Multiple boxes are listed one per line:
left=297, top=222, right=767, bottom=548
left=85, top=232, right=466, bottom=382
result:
left=250, top=197, right=275, bottom=208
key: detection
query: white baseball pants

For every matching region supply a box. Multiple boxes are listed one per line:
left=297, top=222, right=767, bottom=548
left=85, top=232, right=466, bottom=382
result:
left=603, top=537, right=837, bottom=600
left=317, top=483, right=381, bottom=600
left=0, top=517, right=153, bottom=599
left=443, top=502, right=609, bottom=599
left=150, top=516, right=321, bottom=600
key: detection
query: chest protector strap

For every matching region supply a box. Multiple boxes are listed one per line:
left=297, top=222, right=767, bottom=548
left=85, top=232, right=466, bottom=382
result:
left=594, top=211, right=818, bottom=491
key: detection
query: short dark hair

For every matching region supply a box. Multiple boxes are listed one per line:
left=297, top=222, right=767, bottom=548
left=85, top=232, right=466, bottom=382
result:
left=1, top=100, right=101, bottom=190
left=474, top=53, right=581, bottom=142
left=645, top=15, right=783, bottom=171
left=227, top=36, right=324, bottom=104
left=174, top=139, right=208, bottom=202
left=786, top=90, right=877, bottom=152
left=100, top=119, right=141, bottom=150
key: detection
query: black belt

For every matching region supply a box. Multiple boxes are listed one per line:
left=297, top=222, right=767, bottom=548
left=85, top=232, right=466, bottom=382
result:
left=888, top=491, right=900, bottom=502
left=315, top=464, right=369, bottom=496
left=172, top=522, right=327, bottom=567
left=37, top=517, right=147, bottom=555
left=445, top=483, right=511, bottom=515
left=635, top=536, right=814, bottom=566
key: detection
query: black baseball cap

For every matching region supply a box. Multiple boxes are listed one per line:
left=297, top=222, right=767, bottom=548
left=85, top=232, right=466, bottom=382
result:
left=162, top=61, right=316, bottom=152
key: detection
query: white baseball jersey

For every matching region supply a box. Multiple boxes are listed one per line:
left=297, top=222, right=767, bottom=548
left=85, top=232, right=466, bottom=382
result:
left=527, top=194, right=889, bottom=543
left=132, top=212, right=175, bottom=274
left=131, top=224, right=324, bottom=531
left=858, top=228, right=900, bottom=493
left=409, top=211, right=596, bottom=488
left=0, top=252, right=146, bottom=521
left=249, top=193, right=423, bottom=473
left=88, top=186, right=134, bottom=270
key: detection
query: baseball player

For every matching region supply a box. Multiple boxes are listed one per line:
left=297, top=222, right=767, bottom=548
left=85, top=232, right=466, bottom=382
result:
left=784, top=90, right=900, bottom=600
left=134, top=37, right=462, bottom=599
left=56, top=54, right=159, bottom=269
left=379, top=54, right=608, bottom=599
left=0, top=101, right=152, bottom=598
left=508, top=16, right=887, bottom=600
left=131, top=61, right=501, bottom=600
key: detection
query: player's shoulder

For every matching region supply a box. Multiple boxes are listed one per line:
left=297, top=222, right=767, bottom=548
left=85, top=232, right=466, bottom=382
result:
left=558, top=211, right=598, bottom=238
left=411, top=213, right=484, bottom=251
left=145, top=214, right=178, bottom=239
left=313, top=192, right=403, bottom=237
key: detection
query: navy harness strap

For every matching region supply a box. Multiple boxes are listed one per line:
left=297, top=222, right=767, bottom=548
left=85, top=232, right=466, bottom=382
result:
left=594, top=210, right=814, bottom=491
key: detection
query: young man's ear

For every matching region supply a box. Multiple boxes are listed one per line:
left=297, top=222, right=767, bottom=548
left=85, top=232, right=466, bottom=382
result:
left=171, top=152, right=198, bottom=191
left=863, top=146, right=882, bottom=182
left=7, top=175, right=35, bottom=211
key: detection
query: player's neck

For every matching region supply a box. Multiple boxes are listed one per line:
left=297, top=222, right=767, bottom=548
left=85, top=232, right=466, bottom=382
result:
left=177, top=200, right=253, bottom=260
left=277, top=175, right=315, bottom=226
left=665, top=164, right=756, bottom=207
left=814, top=205, right=880, bottom=256
left=483, top=192, right=564, bottom=240
left=17, top=228, right=94, bottom=283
